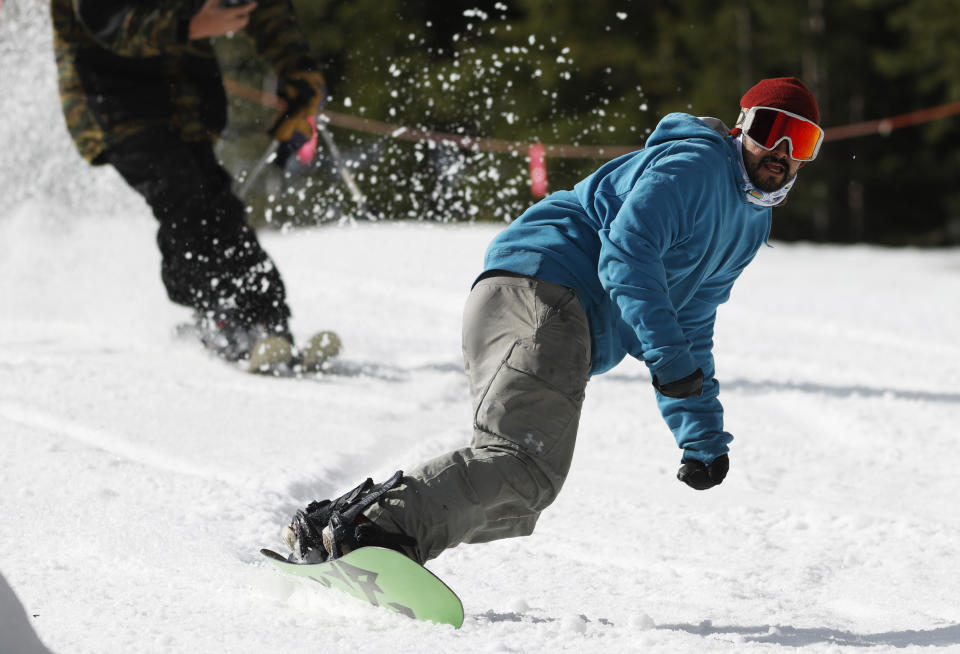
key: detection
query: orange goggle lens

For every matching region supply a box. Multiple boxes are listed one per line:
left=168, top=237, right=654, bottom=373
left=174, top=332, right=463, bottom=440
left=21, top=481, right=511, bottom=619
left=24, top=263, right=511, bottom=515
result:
left=743, top=107, right=823, bottom=161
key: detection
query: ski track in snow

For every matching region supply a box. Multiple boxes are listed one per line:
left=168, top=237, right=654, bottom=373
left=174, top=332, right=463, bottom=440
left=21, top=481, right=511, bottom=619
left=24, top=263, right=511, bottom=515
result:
left=2, top=205, right=960, bottom=654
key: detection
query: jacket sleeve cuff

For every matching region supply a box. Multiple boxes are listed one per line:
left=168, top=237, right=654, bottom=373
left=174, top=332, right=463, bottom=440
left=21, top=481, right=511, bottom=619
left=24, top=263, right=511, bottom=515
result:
left=679, top=440, right=730, bottom=466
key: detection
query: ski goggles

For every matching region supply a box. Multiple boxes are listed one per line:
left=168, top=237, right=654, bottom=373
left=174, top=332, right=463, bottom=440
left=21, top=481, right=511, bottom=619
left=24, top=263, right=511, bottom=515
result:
left=740, top=106, right=824, bottom=161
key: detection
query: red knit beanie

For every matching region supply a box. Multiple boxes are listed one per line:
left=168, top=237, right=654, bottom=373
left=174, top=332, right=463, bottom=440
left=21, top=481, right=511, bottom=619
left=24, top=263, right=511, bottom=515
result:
left=740, top=77, right=820, bottom=125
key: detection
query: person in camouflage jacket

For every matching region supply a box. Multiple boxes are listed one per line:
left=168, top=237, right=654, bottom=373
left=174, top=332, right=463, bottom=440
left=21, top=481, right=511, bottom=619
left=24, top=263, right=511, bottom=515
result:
left=51, top=0, right=327, bottom=370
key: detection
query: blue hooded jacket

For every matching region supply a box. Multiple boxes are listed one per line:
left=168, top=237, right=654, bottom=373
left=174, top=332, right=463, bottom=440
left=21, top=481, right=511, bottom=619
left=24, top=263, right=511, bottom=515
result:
left=482, top=113, right=772, bottom=463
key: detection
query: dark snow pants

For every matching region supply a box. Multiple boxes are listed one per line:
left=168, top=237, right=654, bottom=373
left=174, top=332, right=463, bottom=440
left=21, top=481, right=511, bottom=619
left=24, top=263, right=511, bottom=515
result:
left=366, top=273, right=592, bottom=563
left=103, top=129, right=290, bottom=330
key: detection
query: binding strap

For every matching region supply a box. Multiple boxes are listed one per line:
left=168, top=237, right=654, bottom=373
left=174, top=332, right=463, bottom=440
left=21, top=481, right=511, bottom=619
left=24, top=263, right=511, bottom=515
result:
left=325, top=470, right=405, bottom=558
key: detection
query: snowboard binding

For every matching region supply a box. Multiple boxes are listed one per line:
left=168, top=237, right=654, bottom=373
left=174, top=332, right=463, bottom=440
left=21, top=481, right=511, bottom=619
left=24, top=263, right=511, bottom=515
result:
left=283, top=470, right=417, bottom=563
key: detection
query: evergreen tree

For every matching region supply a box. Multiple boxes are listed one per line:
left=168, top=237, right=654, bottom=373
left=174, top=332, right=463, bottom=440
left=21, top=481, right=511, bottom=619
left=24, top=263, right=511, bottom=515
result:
left=211, top=0, right=960, bottom=244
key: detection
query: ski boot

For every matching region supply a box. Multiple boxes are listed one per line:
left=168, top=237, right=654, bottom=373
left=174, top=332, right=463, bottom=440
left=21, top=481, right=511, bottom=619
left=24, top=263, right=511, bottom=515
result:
left=298, top=330, right=343, bottom=373
left=193, top=312, right=295, bottom=374
left=282, top=471, right=417, bottom=563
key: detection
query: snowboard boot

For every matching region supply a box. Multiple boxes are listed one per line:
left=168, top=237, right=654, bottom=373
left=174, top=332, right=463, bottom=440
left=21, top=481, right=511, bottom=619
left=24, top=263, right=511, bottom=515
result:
left=282, top=471, right=417, bottom=563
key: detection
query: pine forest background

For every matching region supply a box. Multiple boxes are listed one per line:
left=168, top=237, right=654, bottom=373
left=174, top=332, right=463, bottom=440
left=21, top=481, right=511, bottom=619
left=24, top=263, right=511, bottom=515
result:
left=215, top=0, right=960, bottom=246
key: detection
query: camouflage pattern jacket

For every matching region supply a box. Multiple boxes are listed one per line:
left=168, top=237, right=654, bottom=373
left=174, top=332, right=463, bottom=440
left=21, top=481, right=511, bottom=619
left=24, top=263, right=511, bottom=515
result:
left=51, top=0, right=318, bottom=163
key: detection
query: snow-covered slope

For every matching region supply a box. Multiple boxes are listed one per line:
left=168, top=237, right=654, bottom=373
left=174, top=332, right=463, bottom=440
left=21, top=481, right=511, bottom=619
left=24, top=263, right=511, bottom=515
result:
left=2, top=2, right=960, bottom=651
left=2, top=202, right=959, bottom=653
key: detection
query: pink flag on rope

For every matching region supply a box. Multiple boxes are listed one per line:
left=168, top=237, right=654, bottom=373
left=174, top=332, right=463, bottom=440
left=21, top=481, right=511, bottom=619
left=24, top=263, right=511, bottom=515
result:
left=297, top=115, right=319, bottom=165
left=528, top=143, right=547, bottom=198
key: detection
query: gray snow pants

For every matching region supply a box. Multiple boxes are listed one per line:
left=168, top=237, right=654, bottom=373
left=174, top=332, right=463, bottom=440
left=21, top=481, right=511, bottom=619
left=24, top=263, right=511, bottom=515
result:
left=365, top=273, right=592, bottom=563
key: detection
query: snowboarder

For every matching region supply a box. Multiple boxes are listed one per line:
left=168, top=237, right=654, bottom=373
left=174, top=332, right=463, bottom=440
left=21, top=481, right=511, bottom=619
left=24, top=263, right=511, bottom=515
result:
left=282, top=77, right=824, bottom=565
left=51, top=0, right=326, bottom=371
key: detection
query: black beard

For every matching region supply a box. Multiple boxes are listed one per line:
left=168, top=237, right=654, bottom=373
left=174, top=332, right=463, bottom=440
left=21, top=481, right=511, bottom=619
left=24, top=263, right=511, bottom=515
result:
left=748, top=154, right=793, bottom=192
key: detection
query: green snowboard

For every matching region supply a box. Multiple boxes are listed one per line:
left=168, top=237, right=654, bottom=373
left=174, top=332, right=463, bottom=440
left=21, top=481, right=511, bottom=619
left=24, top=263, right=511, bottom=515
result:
left=260, top=547, right=464, bottom=628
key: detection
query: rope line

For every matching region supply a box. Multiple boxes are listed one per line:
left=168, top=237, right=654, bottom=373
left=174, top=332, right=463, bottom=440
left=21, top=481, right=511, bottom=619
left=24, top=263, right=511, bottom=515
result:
left=823, top=100, right=960, bottom=141
left=224, top=77, right=960, bottom=159
left=226, top=78, right=635, bottom=159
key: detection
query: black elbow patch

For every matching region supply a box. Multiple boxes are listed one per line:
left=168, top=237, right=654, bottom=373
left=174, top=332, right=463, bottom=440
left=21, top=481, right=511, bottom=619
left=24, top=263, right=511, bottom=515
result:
left=653, top=368, right=704, bottom=398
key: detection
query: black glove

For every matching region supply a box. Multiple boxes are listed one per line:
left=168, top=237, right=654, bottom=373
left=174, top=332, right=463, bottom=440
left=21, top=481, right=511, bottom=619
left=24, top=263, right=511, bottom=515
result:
left=653, top=368, right=703, bottom=398
left=677, top=454, right=729, bottom=490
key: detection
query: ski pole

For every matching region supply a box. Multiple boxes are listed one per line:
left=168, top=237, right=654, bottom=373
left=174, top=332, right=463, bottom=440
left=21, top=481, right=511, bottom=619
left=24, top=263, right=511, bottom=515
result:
left=316, top=120, right=377, bottom=221
left=237, top=139, right=279, bottom=201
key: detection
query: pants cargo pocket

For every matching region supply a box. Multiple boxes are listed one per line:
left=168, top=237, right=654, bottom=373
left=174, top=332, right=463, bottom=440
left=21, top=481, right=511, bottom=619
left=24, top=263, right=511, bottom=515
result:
left=474, top=321, right=589, bottom=461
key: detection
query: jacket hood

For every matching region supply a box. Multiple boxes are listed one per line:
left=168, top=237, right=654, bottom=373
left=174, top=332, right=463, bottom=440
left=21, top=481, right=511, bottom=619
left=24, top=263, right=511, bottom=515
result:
left=646, top=113, right=787, bottom=210
left=645, top=112, right=732, bottom=150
